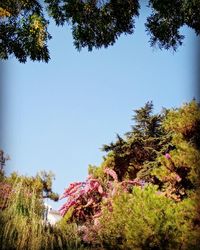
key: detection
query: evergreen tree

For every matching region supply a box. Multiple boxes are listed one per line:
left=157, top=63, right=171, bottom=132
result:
left=102, top=102, right=170, bottom=181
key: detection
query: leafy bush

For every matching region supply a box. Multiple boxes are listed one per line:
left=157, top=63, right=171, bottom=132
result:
left=97, top=185, right=198, bottom=250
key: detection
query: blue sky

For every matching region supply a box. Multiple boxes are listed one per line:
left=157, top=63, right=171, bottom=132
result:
left=1, top=3, right=199, bottom=209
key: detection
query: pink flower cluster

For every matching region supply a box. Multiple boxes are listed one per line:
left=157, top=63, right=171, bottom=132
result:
left=104, top=168, right=118, bottom=181
left=59, top=177, right=104, bottom=218
left=59, top=168, right=145, bottom=222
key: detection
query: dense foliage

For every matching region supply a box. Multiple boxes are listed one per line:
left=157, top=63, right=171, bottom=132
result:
left=1, top=100, right=200, bottom=249
left=0, top=159, right=82, bottom=249
left=1, top=0, right=200, bottom=62
left=96, top=185, right=199, bottom=250
left=59, top=100, right=200, bottom=249
left=0, top=0, right=50, bottom=62
left=0, top=170, right=59, bottom=210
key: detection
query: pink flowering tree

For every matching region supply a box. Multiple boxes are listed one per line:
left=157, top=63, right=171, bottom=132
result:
left=59, top=168, right=144, bottom=224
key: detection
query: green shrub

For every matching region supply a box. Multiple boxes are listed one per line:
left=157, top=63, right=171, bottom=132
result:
left=97, top=185, right=198, bottom=250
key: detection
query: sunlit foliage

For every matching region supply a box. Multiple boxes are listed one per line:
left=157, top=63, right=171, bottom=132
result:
left=1, top=0, right=200, bottom=62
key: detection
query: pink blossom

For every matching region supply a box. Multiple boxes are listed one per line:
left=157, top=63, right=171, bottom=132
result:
left=165, top=153, right=171, bottom=159
left=60, top=182, right=83, bottom=199
left=93, top=211, right=102, bottom=219
left=175, top=174, right=181, bottom=182
left=98, top=185, right=103, bottom=194
left=84, top=182, right=91, bottom=193
left=104, top=168, right=118, bottom=181
left=59, top=199, right=76, bottom=216
left=85, top=198, right=94, bottom=207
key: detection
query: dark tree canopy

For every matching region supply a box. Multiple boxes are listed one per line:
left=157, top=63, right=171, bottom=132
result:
left=146, top=0, right=200, bottom=49
left=0, top=0, right=51, bottom=63
left=45, top=0, right=140, bottom=51
left=0, top=0, right=200, bottom=62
